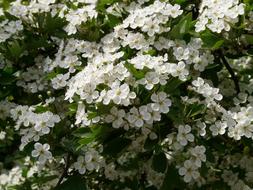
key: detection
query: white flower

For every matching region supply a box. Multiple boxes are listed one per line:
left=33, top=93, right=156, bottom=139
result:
left=104, top=163, right=118, bottom=180
left=190, top=145, right=206, bottom=167
left=149, top=132, right=158, bottom=140
left=105, top=106, right=126, bottom=128
left=210, top=121, right=227, bottom=136
left=178, top=160, right=200, bottom=183
left=74, top=156, right=86, bottom=174
left=34, top=121, right=50, bottom=134
left=74, top=149, right=104, bottom=174
left=79, top=83, right=99, bottom=104
left=121, top=32, right=149, bottom=50
left=0, top=20, right=23, bottom=43
left=127, top=107, right=145, bottom=128
left=169, top=61, right=189, bottom=81
left=192, top=77, right=204, bottom=87
left=104, top=82, right=136, bottom=106
left=64, top=5, right=97, bottom=35
left=195, top=0, right=245, bottom=33
left=177, top=125, right=194, bottom=146
left=31, top=143, right=52, bottom=163
left=222, top=170, right=238, bottom=186
left=142, top=19, right=160, bottom=37
left=51, top=72, right=70, bottom=89
left=151, top=92, right=172, bottom=113
left=0, top=131, right=6, bottom=140
left=192, top=77, right=223, bottom=103
left=0, top=8, right=4, bottom=16
left=168, top=4, right=183, bottom=18
left=146, top=104, right=161, bottom=124
left=196, top=121, right=206, bottom=136
left=138, top=72, right=160, bottom=90
left=173, top=47, right=190, bottom=61
left=139, top=105, right=152, bottom=121
left=34, top=112, right=60, bottom=134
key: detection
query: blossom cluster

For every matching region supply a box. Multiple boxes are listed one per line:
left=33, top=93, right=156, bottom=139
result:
left=1, top=0, right=253, bottom=189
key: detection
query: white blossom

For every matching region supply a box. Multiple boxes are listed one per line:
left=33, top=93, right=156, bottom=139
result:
left=179, top=160, right=200, bottom=183
left=177, top=125, right=194, bottom=146
left=31, top=143, right=52, bottom=163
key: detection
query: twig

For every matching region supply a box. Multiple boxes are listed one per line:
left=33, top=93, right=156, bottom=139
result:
left=56, top=154, right=71, bottom=187
left=192, top=0, right=201, bottom=20
left=218, top=51, right=240, bottom=94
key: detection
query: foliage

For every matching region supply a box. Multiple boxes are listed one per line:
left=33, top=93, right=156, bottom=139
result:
left=0, top=0, right=253, bottom=190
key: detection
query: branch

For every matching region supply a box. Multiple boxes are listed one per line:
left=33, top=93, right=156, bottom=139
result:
left=192, top=0, right=201, bottom=20
left=56, top=153, right=71, bottom=187
left=218, top=51, right=240, bottom=94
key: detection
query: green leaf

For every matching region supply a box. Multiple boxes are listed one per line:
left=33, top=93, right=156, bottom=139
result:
left=78, top=136, right=95, bottom=146
left=144, top=137, right=159, bottom=150
left=143, top=49, right=157, bottom=56
left=162, top=77, right=185, bottom=94
left=55, top=175, right=87, bottom=190
left=201, top=63, right=222, bottom=86
left=200, top=30, right=224, bottom=50
left=7, top=40, right=24, bottom=60
left=104, top=14, right=121, bottom=28
left=212, top=40, right=224, bottom=50
left=0, top=71, right=16, bottom=85
left=185, top=103, right=206, bottom=118
left=96, top=0, right=120, bottom=12
left=45, top=71, right=58, bottom=80
left=166, top=98, right=184, bottom=124
left=169, top=13, right=193, bottom=39
left=242, top=34, right=253, bottom=45
left=44, top=13, right=67, bottom=35
left=103, top=137, right=131, bottom=156
left=124, top=62, right=146, bottom=80
left=77, top=125, right=111, bottom=148
left=160, top=165, right=185, bottom=190
left=35, top=105, right=49, bottom=113
left=33, top=175, right=58, bottom=184
left=152, top=152, right=167, bottom=173
left=173, top=0, right=187, bottom=5
left=32, top=12, right=67, bottom=36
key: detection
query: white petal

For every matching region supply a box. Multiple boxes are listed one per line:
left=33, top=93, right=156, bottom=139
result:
left=34, top=143, right=42, bottom=150
left=178, top=167, right=186, bottom=176
left=43, top=143, right=50, bottom=150
left=31, top=150, right=39, bottom=157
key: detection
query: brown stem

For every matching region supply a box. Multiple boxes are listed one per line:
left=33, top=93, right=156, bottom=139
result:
left=218, top=51, right=240, bottom=94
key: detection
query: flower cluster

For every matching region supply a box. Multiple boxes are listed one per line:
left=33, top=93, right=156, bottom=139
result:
left=0, top=20, right=23, bottom=42
left=196, top=0, right=245, bottom=33
left=74, top=148, right=104, bottom=174
left=10, top=106, right=60, bottom=150
left=1, top=0, right=253, bottom=189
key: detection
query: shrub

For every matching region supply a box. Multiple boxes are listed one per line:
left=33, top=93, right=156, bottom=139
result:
left=0, top=0, right=253, bottom=189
